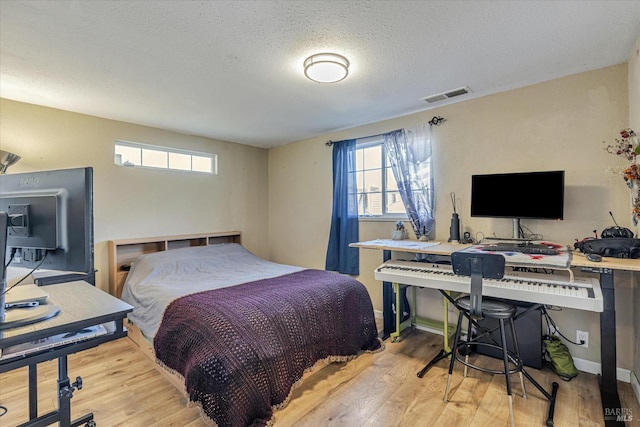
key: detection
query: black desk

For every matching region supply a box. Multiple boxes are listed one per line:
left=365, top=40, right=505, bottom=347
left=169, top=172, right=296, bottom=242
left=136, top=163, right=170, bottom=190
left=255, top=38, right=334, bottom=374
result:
left=0, top=281, right=133, bottom=427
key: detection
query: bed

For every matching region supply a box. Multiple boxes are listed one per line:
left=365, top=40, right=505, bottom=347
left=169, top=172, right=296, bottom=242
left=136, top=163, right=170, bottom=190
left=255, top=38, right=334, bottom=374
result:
left=108, top=232, right=381, bottom=426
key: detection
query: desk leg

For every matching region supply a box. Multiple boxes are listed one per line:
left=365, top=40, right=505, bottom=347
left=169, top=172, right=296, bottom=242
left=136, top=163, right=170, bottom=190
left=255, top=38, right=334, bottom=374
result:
left=391, top=282, right=401, bottom=342
left=442, top=294, right=451, bottom=352
left=58, top=356, right=72, bottom=426
left=382, top=250, right=394, bottom=340
left=28, top=364, right=37, bottom=419
left=15, top=356, right=96, bottom=427
left=599, top=269, right=624, bottom=427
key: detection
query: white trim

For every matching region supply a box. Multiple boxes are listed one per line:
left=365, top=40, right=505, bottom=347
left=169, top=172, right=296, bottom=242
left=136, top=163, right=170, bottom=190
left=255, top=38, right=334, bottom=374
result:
left=569, top=357, right=631, bottom=383
left=631, top=370, right=640, bottom=406
left=374, top=309, right=449, bottom=337
left=115, top=139, right=214, bottom=158
left=359, top=215, right=409, bottom=222
left=415, top=323, right=445, bottom=336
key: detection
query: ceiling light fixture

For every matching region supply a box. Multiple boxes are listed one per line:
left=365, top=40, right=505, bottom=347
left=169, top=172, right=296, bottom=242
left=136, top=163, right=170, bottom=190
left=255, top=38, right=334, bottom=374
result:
left=304, top=53, right=350, bottom=83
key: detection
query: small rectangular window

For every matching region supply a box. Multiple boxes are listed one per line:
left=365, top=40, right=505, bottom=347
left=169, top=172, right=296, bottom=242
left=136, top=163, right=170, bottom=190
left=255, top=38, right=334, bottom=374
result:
left=115, top=140, right=217, bottom=174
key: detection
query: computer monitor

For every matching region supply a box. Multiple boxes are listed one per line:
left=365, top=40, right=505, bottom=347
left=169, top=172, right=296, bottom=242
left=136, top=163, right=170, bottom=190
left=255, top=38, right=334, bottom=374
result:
left=470, top=170, right=565, bottom=239
left=0, top=167, right=94, bottom=329
left=0, top=167, right=94, bottom=272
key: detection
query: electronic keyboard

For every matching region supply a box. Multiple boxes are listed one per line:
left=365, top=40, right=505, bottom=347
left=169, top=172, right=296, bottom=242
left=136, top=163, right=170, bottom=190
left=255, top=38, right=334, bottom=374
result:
left=375, top=260, right=603, bottom=312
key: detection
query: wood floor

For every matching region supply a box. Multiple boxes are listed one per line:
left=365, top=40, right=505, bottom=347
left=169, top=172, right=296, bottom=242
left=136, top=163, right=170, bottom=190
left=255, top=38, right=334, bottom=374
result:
left=1, top=330, right=638, bottom=426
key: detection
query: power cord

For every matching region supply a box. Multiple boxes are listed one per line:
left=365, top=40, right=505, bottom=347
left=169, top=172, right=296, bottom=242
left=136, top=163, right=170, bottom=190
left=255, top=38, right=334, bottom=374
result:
left=519, top=223, right=543, bottom=241
left=541, top=306, right=585, bottom=345
left=515, top=267, right=585, bottom=346
left=3, top=248, right=15, bottom=270
left=0, top=404, right=7, bottom=417
left=1, top=251, right=48, bottom=296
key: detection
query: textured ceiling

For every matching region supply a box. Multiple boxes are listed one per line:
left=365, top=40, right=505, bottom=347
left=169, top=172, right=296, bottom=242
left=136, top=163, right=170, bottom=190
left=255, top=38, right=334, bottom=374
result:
left=1, top=1, right=639, bottom=148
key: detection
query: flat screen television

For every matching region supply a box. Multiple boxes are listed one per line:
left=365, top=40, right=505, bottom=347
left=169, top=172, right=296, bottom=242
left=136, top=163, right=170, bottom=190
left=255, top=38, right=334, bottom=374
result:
left=470, top=170, right=564, bottom=238
left=0, top=167, right=94, bottom=329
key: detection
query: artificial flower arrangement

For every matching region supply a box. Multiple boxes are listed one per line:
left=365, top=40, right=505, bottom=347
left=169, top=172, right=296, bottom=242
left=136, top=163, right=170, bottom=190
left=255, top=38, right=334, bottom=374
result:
left=603, top=128, right=640, bottom=224
left=603, top=128, right=638, bottom=160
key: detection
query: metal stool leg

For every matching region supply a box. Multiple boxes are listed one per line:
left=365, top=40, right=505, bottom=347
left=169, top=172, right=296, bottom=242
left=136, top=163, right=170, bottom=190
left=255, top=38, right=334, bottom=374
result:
left=464, top=315, right=473, bottom=378
left=499, top=319, right=516, bottom=427
left=509, top=318, right=527, bottom=399
left=444, top=309, right=465, bottom=402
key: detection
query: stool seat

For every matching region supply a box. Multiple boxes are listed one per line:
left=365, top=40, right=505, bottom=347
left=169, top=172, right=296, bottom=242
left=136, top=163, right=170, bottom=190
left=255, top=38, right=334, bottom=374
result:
left=455, top=296, right=517, bottom=319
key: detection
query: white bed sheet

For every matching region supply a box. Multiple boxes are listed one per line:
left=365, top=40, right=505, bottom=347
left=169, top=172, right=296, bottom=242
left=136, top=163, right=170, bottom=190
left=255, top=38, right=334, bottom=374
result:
left=120, top=243, right=303, bottom=339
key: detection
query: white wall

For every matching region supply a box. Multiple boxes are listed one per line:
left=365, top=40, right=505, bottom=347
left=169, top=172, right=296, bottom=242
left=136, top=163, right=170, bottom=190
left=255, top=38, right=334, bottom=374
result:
left=0, top=98, right=270, bottom=292
left=269, top=64, right=636, bottom=369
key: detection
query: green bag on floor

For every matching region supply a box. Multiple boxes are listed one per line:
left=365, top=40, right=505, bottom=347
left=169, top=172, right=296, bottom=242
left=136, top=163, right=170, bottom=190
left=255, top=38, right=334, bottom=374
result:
left=543, top=335, right=578, bottom=381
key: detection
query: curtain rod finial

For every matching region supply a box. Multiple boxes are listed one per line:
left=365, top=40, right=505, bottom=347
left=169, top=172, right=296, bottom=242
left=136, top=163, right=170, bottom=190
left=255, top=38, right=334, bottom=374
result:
left=428, top=116, right=445, bottom=126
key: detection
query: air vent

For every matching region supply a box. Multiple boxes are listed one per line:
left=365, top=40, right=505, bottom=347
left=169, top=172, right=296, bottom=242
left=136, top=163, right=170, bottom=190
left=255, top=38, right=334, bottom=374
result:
left=422, top=86, right=471, bottom=104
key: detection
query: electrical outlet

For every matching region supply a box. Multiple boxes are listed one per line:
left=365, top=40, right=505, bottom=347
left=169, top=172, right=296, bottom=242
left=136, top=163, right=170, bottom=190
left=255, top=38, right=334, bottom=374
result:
left=577, top=330, right=589, bottom=348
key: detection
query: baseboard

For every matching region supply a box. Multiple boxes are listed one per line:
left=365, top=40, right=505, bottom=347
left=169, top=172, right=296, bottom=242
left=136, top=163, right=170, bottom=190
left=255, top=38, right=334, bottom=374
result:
left=374, top=311, right=451, bottom=337
left=573, top=357, right=632, bottom=383
left=378, top=314, right=470, bottom=339
left=631, top=370, right=640, bottom=405
left=414, top=322, right=445, bottom=336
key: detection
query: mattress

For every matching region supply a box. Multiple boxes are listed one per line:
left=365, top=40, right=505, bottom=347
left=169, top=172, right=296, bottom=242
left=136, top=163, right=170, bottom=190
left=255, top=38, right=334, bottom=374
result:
left=120, top=243, right=303, bottom=338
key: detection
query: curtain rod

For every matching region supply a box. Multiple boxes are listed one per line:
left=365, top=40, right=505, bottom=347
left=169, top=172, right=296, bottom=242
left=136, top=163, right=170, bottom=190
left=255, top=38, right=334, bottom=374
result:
left=325, top=116, right=445, bottom=146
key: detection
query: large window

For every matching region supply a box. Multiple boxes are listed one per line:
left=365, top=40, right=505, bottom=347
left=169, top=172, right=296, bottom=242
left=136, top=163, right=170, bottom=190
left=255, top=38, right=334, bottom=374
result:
left=114, top=140, right=217, bottom=174
left=355, top=139, right=406, bottom=218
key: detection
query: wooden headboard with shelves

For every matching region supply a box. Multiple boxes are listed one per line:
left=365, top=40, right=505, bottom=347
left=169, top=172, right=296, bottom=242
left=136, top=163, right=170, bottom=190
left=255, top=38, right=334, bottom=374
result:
left=108, top=231, right=242, bottom=298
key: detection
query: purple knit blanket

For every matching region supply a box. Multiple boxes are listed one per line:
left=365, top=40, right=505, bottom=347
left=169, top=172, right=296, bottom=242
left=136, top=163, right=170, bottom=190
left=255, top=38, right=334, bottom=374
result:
left=154, top=269, right=381, bottom=426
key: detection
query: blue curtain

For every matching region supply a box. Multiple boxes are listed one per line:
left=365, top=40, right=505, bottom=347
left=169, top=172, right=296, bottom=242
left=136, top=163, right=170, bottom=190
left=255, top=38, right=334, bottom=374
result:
left=325, top=139, right=359, bottom=275
left=384, top=124, right=434, bottom=238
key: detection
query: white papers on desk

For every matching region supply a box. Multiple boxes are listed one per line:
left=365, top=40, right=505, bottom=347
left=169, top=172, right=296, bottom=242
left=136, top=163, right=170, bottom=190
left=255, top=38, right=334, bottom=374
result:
left=0, top=324, right=108, bottom=360
left=357, top=239, right=441, bottom=250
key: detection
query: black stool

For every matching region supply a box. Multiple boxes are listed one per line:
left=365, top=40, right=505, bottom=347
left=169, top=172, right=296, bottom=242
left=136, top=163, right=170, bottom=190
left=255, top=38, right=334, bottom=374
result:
left=443, top=252, right=526, bottom=427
